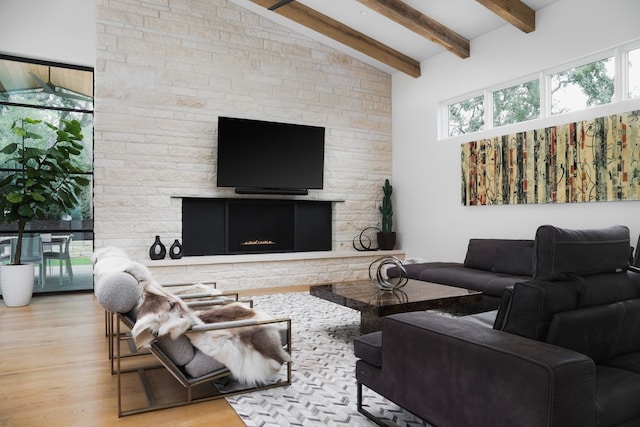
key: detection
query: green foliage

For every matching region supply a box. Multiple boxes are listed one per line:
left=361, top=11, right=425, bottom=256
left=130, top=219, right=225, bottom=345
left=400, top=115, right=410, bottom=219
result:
left=379, top=179, right=393, bottom=233
left=449, top=60, right=614, bottom=135
left=551, top=60, right=615, bottom=113
left=449, top=95, right=484, bottom=137
left=493, top=80, right=540, bottom=127
left=0, top=118, right=89, bottom=264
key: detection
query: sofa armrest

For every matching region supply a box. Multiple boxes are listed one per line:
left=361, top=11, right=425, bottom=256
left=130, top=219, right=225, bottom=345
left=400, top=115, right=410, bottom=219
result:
left=377, top=312, right=596, bottom=427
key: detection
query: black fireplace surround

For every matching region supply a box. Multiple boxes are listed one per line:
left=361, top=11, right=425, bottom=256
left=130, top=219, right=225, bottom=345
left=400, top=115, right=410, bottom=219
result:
left=182, top=198, right=332, bottom=256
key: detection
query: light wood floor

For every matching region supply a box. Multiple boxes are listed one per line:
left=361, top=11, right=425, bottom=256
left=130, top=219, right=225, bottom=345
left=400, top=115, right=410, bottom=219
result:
left=0, top=285, right=308, bottom=427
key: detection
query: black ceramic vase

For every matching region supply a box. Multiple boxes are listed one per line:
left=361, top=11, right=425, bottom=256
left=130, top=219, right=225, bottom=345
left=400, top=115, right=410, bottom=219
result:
left=149, top=235, right=167, bottom=260
left=169, top=239, right=183, bottom=259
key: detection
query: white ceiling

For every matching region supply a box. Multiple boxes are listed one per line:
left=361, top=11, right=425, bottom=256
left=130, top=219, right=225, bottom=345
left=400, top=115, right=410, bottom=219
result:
left=230, top=0, right=559, bottom=75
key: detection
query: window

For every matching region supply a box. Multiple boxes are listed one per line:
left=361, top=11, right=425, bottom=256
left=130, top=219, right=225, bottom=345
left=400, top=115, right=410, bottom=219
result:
left=0, top=55, right=94, bottom=293
left=442, top=42, right=640, bottom=139
left=629, top=48, right=640, bottom=98
left=550, top=57, right=614, bottom=115
left=448, top=95, right=484, bottom=137
left=493, top=80, right=540, bottom=127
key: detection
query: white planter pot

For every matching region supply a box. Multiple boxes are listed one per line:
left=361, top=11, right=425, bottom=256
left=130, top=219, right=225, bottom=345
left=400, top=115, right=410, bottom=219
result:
left=0, top=264, right=35, bottom=307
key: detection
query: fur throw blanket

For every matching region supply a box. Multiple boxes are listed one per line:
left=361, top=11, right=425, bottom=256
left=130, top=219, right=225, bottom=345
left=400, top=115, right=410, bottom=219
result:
left=92, top=247, right=290, bottom=386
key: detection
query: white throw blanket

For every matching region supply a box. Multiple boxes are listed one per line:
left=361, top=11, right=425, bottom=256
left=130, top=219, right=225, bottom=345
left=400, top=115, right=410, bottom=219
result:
left=93, top=247, right=290, bottom=386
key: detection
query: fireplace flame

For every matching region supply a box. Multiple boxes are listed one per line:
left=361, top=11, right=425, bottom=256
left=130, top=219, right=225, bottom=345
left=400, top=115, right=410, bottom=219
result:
left=241, top=240, right=276, bottom=246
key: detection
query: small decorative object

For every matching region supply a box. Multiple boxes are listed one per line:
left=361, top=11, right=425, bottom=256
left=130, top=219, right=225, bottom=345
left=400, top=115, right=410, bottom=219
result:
left=169, top=239, right=183, bottom=259
left=369, top=255, right=408, bottom=291
left=149, top=235, right=166, bottom=260
left=377, top=178, right=396, bottom=250
left=353, top=227, right=381, bottom=251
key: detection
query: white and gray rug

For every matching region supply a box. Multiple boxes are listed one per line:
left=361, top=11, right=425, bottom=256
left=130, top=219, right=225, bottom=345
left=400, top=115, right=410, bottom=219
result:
left=226, top=292, right=431, bottom=427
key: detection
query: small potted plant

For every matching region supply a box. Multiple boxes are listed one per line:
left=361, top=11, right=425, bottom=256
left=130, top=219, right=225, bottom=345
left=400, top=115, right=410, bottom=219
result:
left=377, top=178, right=396, bottom=250
left=0, top=117, right=89, bottom=306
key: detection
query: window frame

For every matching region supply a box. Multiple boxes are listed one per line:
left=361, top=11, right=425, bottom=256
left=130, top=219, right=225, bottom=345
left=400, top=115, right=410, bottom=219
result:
left=441, top=39, right=640, bottom=141
left=0, top=54, right=94, bottom=258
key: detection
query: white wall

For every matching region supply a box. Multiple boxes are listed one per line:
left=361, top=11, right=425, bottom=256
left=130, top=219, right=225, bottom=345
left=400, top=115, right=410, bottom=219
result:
left=392, top=0, right=640, bottom=262
left=0, top=0, right=95, bottom=66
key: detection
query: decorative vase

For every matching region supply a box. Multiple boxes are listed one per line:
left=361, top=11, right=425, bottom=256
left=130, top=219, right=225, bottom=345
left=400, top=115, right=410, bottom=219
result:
left=169, top=239, right=183, bottom=259
left=149, top=236, right=166, bottom=260
left=377, top=231, right=397, bottom=251
left=0, top=263, right=35, bottom=307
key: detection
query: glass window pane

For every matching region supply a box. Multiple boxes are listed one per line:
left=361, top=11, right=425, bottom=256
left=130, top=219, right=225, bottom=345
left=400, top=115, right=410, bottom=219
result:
left=448, top=95, right=485, bottom=137
left=0, top=58, right=93, bottom=110
left=629, top=48, right=640, bottom=99
left=0, top=108, right=92, bottom=173
left=493, top=80, right=540, bottom=127
left=551, top=57, right=614, bottom=115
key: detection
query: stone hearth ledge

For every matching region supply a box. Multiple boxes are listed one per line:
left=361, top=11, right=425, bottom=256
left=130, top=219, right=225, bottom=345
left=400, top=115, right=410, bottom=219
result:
left=144, top=250, right=406, bottom=291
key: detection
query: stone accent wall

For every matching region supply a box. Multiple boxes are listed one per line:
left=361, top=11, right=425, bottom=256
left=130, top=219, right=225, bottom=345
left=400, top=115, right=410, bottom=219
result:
left=94, top=0, right=393, bottom=289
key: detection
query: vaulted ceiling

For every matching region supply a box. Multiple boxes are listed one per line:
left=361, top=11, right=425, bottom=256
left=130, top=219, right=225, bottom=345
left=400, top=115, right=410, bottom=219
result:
left=231, top=0, right=559, bottom=77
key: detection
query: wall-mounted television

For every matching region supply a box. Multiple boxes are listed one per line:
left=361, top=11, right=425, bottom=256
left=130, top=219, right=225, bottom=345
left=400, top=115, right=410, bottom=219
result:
left=216, top=116, right=325, bottom=195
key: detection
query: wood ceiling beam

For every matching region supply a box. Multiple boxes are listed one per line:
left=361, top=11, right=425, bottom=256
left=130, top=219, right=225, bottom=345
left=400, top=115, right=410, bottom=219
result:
left=251, top=0, right=421, bottom=78
left=356, top=0, right=470, bottom=59
left=475, top=0, right=535, bottom=33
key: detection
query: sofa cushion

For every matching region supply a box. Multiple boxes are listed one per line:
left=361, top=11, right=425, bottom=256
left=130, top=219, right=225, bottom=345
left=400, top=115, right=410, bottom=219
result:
left=463, top=239, right=497, bottom=271
left=607, top=299, right=640, bottom=359
left=493, top=245, right=533, bottom=276
left=183, top=349, right=227, bottom=378
left=464, top=239, right=533, bottom=272
left=411, top=265, right=527, bottom=298
left=577, top=272, right=640, bottom=308
left=605, top=352, right=640, bottom=374
left=499, top=279, right=582, bottom=340
left=545, top=303, right=620, bottom=363
left=95, top=271, right=141, bottom=314
left=534, top=225, right=630, bottom=281
left=594, top=366, right=640, bottom=427
left=157, top=335, right=195, bottom=367
left=354, top=331, right=382, bottom=368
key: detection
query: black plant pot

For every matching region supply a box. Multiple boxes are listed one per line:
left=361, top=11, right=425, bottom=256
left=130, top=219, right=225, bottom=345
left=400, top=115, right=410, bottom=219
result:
left=377, top=231, right=396, bottom=251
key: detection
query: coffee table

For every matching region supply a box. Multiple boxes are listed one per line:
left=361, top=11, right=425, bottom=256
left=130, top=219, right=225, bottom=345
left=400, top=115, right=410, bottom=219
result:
left=309, top=279, right=482, bottom=333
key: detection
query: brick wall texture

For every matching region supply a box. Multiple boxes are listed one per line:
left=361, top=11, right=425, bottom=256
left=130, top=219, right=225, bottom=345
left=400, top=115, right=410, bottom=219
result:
left=95, top=0, right=393, bottom=289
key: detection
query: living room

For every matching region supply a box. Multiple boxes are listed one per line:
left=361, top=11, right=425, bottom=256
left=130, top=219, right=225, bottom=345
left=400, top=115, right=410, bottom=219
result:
left=2, top=0, right=640, bottom=425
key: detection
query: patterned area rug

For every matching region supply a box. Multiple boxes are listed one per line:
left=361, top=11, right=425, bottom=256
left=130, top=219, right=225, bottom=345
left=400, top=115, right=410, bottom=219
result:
left=226, top=292, right=431, bottom=427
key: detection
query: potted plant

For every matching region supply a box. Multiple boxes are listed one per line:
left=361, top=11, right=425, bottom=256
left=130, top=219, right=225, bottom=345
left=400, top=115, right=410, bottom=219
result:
left=0, top=117, right=89, bottom=306
left=377, top=178, right=396, bottom=250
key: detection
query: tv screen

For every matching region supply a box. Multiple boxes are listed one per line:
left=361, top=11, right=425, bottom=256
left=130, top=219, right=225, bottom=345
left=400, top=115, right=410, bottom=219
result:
left=216, top=117, right=325, bottom=193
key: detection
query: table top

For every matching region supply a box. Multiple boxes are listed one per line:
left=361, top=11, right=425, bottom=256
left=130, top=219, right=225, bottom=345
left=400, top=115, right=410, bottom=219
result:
left=309, top=279, right=482, bottom=316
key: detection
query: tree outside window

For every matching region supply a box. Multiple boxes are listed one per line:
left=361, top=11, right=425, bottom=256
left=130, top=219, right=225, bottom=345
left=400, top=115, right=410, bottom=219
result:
left=448, top=95, right=484, bottom=137
left=550, top=57, right=614, bottom=115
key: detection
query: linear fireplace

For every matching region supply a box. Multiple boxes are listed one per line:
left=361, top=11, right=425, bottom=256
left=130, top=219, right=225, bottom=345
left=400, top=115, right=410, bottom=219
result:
left=182, top=198, right=332, bottom=256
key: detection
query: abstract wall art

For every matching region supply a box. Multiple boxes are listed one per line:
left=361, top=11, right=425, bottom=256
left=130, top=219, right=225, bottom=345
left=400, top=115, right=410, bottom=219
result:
left=461, top=110, right=640, bottom=205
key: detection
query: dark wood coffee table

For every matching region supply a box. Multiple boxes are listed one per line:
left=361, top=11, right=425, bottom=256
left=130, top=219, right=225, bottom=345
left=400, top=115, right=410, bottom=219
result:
left=310, top=279, right=482, bottom=333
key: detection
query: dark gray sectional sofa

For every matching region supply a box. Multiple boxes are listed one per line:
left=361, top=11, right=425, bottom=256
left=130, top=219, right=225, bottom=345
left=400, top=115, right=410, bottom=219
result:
left=391, top=238, right=535, bottom=310
left=356, top=225, right=640, bottom=427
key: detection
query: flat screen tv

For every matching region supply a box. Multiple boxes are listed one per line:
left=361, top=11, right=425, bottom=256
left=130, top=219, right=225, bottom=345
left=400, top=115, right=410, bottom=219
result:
left=216, top=116, right=325, bottom=195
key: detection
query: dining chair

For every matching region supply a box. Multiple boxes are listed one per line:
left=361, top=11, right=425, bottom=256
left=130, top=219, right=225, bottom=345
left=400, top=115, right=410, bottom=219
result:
left=43, top=235, right=73, bottom=286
